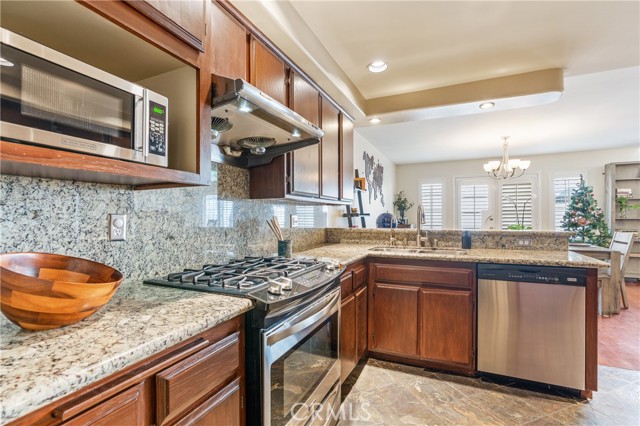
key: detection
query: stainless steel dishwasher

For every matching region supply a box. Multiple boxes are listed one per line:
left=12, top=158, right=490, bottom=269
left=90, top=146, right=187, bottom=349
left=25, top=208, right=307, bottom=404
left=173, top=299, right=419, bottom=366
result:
left=477, top=263, right=587, bottom=390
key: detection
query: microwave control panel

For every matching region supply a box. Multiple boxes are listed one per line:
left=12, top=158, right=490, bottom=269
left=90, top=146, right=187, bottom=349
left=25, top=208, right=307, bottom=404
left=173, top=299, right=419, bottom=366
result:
left=148, top=100, right=167, bottom=156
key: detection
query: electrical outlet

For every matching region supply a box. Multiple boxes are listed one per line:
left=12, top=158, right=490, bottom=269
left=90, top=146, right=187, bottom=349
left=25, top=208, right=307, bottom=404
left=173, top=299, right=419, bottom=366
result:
left=109, top=214, right=127, bottom=241
left=290, top=214, right=299, bottom=228
left=517, top=238, right=532, bottom=247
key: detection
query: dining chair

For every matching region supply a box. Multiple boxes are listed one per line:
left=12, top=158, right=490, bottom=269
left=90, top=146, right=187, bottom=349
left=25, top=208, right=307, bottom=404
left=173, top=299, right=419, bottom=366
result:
left=599, top=231, right=635, bottom=314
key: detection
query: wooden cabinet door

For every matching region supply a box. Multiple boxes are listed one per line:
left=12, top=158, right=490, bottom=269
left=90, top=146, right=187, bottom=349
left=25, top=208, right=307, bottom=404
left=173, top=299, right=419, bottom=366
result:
left=211, top=1, right=247, bottom=79
left=156, top=333, right=240, bottom=425
left=250, top=37, right=287, bottom=105
left=340, top=114, right=354, bottom=202
left=174, top=378, right=241, bottom=426
left=355, top=285, right=368, bottom=360
left=320, top=97, right=340, bottom=199
left=370, top=282, right=419, bottom=356
left=340, top=294, right=357, bottom=383
left=290, top=71, right=320, bottom=197
left=419, top=289, right=474, bottom=367
left=125, top=0, right=206, bottom=51
left=61, top=383, right=147, bottom=426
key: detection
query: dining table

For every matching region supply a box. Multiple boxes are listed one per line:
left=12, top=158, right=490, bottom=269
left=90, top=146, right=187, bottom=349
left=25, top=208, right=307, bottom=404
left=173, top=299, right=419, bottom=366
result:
left=569, top=243, right=621, bottom=315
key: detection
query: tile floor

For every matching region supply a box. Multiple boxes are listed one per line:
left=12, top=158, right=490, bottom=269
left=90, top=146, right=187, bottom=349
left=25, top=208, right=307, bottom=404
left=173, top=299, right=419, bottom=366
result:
left=338, top=359, right=640, bottom=425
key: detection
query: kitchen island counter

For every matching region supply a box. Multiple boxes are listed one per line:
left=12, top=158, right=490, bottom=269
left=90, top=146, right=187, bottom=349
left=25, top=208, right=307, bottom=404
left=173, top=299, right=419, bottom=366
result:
left=298, top=243, right=609, bottom=269
left=0, top=281, right=253, bottom=424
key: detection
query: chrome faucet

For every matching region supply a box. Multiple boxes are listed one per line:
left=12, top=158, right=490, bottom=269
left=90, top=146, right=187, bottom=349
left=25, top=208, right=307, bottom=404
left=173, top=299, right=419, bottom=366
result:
left=389, top=214, right=398, bottom=246
left=416, top=205, right=426, bottom=247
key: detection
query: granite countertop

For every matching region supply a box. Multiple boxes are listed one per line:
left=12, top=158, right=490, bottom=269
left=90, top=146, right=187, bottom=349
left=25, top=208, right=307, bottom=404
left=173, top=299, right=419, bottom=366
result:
left=299, top=243, right=609, bottom=268
left=0, top=281, right=253, bottom=424
left=1, top=243, right=606, bottom=423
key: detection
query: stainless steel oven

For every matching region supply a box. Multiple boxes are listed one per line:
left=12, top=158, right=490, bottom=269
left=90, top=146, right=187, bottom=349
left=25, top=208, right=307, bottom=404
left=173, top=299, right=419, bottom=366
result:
left=262, top=288, right=341, bottom=426
left=0, top=28, right=168, bottom=167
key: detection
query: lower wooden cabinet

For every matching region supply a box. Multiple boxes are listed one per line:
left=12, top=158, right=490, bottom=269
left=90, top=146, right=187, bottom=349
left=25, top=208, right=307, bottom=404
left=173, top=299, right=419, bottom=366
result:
left=368, top=259, right=476, bottom=373
left=174, top=378, right=241, bottom=426
left=11, top=317, right=244, bottom=426
left=419, top=289, right=473, bottom=365
left=339, top=261, right=367, bottom=382
left=340, top=293, right=357, bottom=383
left=370, top=283, right=419, bottom=356
left=61, top=382, right=146, bottom=426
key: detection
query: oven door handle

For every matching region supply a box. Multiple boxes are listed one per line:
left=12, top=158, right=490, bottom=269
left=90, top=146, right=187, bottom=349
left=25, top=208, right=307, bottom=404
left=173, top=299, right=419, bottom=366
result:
left=265, top=289, right=340, bottom=347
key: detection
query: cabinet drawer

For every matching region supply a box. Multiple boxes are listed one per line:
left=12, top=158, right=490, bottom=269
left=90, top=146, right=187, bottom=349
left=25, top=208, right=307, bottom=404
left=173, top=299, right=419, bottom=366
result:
left=156, top=332, right=240, bottom=425
left=374, top=264, right=473, bottom=289
left=353, top=264, right=366, bottom=289
left=61, top=382, right=145, bottom=426
left=340, top=271, right=353, bottom=298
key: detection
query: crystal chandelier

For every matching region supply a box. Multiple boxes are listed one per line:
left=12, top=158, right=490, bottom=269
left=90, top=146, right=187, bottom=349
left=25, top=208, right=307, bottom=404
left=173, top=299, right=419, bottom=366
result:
left=483, top=136, right=531, bottom=180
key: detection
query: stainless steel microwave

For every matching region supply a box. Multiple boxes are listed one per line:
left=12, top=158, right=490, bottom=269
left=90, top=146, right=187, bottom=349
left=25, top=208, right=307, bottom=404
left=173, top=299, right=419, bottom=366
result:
left=0, top=28, right=168, bottom=167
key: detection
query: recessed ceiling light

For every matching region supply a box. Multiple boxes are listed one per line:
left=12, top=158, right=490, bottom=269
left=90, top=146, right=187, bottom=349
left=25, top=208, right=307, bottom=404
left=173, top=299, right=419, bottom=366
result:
left=369, top=117, right=381, bottom=124
left=367, top=61, right=388, bottom=73
left=479, top=101, right=495, bottom=110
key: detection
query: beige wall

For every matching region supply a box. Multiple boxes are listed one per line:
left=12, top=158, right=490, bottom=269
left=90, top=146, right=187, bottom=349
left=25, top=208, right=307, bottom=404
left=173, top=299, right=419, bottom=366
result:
left=396, top=146, right=640, bottom=230
left=329, top=132, right=397, bottom=228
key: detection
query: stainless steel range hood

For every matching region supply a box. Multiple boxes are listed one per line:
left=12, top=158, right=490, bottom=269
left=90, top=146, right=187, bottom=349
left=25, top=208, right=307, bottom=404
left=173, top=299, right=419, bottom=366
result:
left=210, top=75, right=323, bottom=168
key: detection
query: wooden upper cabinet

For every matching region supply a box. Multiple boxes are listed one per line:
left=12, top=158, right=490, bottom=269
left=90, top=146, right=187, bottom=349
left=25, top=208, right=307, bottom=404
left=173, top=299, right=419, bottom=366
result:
left=210, top=1, right=247, bottom=80
left=289, top=71, right=321, bottom=197
left=321, top=97, right=340, bottom=200
left=249, top=36, right=287, bottom=105
left=125, top=0, right=206, bottom=51
left=340, top=114, right=355, bottom=202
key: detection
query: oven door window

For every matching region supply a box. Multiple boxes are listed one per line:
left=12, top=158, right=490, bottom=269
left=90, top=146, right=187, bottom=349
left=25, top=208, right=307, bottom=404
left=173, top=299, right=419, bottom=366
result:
left=270, top=313, right=338, bottom=426
left=0, top=44, right=134, bottom=148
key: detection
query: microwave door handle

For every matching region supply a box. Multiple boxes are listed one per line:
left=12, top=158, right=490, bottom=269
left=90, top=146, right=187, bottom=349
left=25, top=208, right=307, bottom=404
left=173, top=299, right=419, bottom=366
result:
left=142, top=90, right=150, bottom=157
left=134, top=95, right=145, bottom=152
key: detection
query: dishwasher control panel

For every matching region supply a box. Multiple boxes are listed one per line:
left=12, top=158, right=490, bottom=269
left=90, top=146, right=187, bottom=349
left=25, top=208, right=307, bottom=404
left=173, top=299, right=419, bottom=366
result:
left=477, top=263, right=587, bottom=286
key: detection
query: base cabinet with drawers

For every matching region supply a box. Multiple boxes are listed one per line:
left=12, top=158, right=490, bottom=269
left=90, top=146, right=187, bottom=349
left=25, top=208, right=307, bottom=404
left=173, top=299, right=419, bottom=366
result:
left=9, top=316, right=245, bottom=426
left=339, top=260, right=368, bottom=382
left=368, top=259, right=476, bottom=374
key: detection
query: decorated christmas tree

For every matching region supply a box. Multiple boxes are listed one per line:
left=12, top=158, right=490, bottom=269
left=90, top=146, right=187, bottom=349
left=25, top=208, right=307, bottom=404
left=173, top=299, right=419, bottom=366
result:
left=561, top=175, right=611, bottom=246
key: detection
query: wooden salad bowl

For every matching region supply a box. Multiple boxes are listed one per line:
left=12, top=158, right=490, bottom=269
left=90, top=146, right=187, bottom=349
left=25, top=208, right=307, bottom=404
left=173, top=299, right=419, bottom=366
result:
left=0, top=253, right=123, bottom=331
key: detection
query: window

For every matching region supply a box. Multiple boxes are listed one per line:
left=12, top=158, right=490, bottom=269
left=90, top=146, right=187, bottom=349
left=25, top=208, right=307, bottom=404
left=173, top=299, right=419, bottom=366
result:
left=420, top=181, right=443, bottom=229
left=553, top=175, right=583, bottom=230
left=501, top=182, right=533, bottom=229
left=458, top=180, right=490, bottom=230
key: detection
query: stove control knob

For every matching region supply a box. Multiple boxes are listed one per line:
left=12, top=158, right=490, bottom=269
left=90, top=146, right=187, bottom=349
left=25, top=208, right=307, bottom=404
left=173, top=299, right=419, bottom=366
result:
left=279, top=277, right=293, bottom=291
left=268, top=282, right=282, bottom=295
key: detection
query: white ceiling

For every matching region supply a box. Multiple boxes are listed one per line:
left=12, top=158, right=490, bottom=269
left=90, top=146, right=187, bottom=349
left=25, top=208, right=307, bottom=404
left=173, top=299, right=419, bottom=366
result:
left=231, top=0, right=640, bottom=164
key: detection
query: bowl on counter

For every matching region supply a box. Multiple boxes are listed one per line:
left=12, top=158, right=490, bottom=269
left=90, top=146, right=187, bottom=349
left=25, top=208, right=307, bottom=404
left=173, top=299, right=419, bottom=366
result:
left=0, top=253, right=123, bottom=331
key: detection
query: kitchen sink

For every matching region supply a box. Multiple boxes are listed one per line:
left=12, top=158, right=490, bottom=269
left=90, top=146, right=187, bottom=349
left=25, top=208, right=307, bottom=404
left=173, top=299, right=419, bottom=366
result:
left=369, top=246, right=469, bottom=255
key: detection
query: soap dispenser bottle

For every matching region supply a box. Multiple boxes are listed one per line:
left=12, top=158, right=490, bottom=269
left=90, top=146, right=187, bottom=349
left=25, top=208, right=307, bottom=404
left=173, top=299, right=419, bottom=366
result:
left=462, top=231, right=472, bottom=249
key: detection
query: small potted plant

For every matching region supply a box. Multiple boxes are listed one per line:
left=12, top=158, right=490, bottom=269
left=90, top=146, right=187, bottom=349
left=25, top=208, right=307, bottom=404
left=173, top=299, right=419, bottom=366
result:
left=393, top=191, right=414, bottom=225
left=616, top=196, right=640, bottom=218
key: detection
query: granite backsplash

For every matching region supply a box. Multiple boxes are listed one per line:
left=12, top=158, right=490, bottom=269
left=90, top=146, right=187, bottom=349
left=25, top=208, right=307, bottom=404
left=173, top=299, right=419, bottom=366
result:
left=0, top=164, right=336, bottom=281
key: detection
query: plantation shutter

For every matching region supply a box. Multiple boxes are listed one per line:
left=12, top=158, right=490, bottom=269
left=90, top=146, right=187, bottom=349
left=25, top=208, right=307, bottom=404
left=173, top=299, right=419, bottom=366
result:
left=500, top=182, right=533, bottom=229
left=553, top=176, right=582, bottom=230
left=420, top=182, right=443, bottom=229
left=459, top=184, right=489, bottom=230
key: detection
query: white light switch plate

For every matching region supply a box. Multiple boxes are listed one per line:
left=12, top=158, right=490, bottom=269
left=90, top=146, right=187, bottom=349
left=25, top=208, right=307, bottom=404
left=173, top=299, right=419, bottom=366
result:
left=109, top=214, right=127, bottom=241
left=290, top=214, right=298, bottom=228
